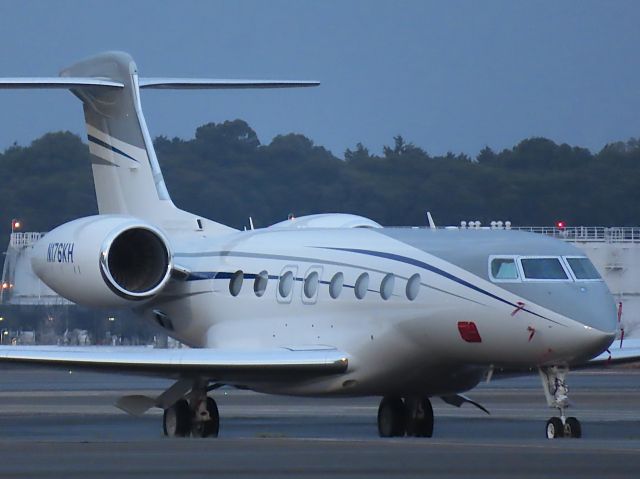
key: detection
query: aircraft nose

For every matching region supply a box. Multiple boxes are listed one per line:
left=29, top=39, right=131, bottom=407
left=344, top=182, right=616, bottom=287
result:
left=576, top=324, right=616, bottom=362
left=574, top=282, right=618, bottom=335
left=569, top=283, right=617, bottom=361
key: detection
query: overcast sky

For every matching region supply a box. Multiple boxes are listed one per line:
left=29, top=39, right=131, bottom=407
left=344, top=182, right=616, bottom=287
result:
left=1, top=0, right=639, bottom=158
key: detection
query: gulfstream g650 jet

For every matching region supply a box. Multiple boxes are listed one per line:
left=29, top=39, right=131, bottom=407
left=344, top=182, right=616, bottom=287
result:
left=0, top=52, right=630, bottom=440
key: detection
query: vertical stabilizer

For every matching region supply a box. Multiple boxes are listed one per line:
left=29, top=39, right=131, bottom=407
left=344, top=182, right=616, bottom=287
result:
left=60, top=52, right=232, bottom=233
left=1, top=51, right=318, bottom=235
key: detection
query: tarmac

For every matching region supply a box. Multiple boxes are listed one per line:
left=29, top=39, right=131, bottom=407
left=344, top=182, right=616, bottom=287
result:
left=0, top=365, right=639, bottom=478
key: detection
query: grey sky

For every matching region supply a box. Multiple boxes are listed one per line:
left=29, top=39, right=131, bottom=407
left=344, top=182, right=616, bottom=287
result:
left=1, top=0, right=639, bottom=158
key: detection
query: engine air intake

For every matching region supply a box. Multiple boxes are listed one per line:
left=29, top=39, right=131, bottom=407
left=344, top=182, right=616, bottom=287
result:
left=102, top=227, right=171, bottom=299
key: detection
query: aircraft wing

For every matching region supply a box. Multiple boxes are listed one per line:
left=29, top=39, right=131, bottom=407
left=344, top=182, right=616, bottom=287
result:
left=491, top=339, right=640, bottom=380
left=584, top=338, right=640, bottom=368
left=0, top=345, right=348, bottom=383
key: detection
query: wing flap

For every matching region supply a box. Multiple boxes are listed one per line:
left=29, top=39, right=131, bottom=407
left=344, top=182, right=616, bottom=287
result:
left=0, top=346, right=348, bottom=382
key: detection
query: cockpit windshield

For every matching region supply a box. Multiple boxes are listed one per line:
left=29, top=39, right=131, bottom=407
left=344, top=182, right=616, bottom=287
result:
left=489, top=255, right=602, bottom=283
left=566, top=257, right=601, bottom=280
left=520, top=258, right=568, bottom=280
left=490, top=258, right=519, bottom=280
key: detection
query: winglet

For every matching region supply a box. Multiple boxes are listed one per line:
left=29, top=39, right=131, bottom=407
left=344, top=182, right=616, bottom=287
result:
left=427, top=211, right=436, bottom=230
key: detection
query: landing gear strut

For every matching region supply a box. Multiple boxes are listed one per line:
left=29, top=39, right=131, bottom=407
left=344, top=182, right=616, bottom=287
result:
left=539, top=366, right=581, bottom=439
left=163, top=383, right=219, bottom=438
left=377, top=395, right=434, bottom=438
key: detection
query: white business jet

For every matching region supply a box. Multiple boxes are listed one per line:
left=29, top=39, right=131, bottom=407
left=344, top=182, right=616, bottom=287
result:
left=0, top=52, right=630, bottom=440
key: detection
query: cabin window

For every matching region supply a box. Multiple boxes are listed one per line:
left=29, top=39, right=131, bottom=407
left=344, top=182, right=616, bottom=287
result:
left=304, top=271, right=319, bottom=299
left=229, top=270, right=243, bottom=296
left=278, top=271, right=294, bottom=298
left=406, top=273, right=421, bottom=301
left=329, top=272, right=344, bottom=299
left=565, top=257, right=601, bottom=280
left=490, top=257, right=519, bottom=281
left=254, top=270, right=268, bottom=297
left=354, top=272, right=369, bottom=299
left=380, top=273, right=395, bottom=300
left=520, top=257, right=569, bottom=280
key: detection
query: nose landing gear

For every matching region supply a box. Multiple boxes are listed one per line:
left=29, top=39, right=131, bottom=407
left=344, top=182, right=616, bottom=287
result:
left=540, top=366, right=582, bottom=439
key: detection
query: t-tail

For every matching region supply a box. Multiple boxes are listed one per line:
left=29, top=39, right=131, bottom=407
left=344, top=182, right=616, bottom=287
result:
left=0, top=51, right=318, bottom=234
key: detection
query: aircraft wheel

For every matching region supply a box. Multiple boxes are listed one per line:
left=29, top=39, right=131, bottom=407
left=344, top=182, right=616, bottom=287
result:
left=191, top=397, right=220, bottom=438
left=545, top=417, right=564, bottom=439
left=564, top=417, right=582, bottom=438
left=378, top=396, right=406, bottom=437
left=163, top=399, right=191, bottom=437
left=405, top=396, right=434, bottom=437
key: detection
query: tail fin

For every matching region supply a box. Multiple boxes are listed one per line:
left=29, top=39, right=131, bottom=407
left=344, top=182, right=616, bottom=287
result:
left=61, top=52, right=177, bottom=222
left=1, top=51, right=318, bottom=234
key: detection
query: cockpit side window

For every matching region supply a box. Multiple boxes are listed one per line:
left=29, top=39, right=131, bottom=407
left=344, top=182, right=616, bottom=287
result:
left=520, top=257, right=569, bottom=280
left=565, top=256, right=602, bottom=280
left=490, top=257, right=519, bottom=281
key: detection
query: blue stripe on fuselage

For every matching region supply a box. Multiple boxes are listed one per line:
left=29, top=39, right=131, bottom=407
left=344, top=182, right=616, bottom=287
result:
left=318, top=247, right=561, bottom=325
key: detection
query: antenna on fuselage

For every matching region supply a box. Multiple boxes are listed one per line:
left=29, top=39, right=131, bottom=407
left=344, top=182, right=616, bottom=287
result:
left=426, top=211, right=436, bottom=230
left=249, top=217, right=255, bottom=230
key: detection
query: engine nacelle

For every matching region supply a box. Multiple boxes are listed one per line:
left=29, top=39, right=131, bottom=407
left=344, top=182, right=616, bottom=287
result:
left=32, top=215, right=173, bottom=307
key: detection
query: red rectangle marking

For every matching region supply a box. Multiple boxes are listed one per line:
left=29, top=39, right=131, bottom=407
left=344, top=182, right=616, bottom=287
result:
left=457, top=321, right=482, bottom=343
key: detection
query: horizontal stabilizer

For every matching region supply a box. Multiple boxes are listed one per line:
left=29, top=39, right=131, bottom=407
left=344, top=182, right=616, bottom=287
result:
left=138, top=78, right=319, bottom=89
left=0, top=77, right=318, bottom=91
left=0, top=77, right=124, bottom=89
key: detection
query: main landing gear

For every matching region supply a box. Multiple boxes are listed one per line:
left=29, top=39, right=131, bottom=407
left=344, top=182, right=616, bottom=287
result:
left=377, top=395, right=434, bottom=437
left=539, top=366, right=582, bottom=439
left=163, top=384, right=219, bottom=438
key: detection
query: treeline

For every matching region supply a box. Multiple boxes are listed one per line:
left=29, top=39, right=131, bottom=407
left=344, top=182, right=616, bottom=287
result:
left=1, top=119, right=639, bottom=237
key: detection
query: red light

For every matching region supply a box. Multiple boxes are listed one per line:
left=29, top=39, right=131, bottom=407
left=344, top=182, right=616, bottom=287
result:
left=556, top=221, right=566, bottom=230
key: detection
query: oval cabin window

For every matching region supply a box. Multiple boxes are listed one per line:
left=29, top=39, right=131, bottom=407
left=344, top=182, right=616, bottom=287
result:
left=229, top=270, right=243, bottom=297
left=278, top=271, right=294, bottom=298
left=329, top=272, right=344, bottom=299
left=380, top=273, right=395, bottom=300
left=354, top=272, right=369, bottom=300
left=406, top=273, right=421, bottom=301
left=254, top=270, right=268, bottom=297
left=304, top=271, right=319, bottom=299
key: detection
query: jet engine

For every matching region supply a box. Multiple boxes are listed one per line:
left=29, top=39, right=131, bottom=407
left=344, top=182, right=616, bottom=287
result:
left=31, top=215, right=173, bottom=307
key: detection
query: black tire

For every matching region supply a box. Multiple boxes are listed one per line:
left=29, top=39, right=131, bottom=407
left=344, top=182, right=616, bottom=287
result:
left=378, top=396, right=406, bottom=437
left=192, top=397, right=220, bottom=438
left=545, top=417, right=564, bottom=439
left=163, top=399, right=191, bottom=437
left=405, top=396, right=434, bottom=437
left=565, top=417, right=582, bottom=438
